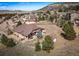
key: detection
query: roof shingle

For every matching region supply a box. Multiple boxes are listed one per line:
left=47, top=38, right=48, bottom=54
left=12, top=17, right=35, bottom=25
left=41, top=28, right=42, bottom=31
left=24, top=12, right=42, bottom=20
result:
left=14, top=24, right=39, bottom=36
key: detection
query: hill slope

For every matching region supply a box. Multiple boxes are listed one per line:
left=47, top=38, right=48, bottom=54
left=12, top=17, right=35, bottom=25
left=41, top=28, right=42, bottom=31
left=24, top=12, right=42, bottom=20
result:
left=38, top=2, right=79, bottom=12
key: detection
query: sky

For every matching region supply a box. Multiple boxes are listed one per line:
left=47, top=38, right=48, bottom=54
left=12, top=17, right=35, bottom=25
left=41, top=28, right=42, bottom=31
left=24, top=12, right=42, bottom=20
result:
left=0, top=2, right=53, bottom=11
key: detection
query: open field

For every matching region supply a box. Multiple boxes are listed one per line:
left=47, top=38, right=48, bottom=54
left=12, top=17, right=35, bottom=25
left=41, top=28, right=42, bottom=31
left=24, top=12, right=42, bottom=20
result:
left=0, top=21, right=79, bottom=56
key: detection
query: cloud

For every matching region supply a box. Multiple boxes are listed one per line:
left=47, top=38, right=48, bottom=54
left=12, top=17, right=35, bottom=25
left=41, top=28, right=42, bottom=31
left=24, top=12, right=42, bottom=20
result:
left=0, top=6, right=7, bottom=10
left=0, top=2, right=53, bottom=11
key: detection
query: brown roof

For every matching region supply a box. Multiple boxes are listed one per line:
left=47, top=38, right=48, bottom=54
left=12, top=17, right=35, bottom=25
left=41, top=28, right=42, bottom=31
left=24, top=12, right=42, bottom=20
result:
left=14, top=24, right=39, bottom=36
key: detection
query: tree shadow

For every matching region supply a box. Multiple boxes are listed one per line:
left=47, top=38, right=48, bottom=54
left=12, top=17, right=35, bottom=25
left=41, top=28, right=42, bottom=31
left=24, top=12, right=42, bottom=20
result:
left=60, top=33, right=75, bottom=41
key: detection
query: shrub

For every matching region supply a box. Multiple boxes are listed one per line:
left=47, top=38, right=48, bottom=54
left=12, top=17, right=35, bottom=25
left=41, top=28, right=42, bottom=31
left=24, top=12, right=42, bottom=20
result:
left=62, top=21, right=76, bottom=40
left=7, top=29, right=13, bottom=35
left=42, top=35, right=54, bottom=53
left=6, top=38, right=16, bottom=47
left=49, top=16, right=54, bottom=23
left=59, top=19, right=66, bottom=28
left=16, top=21, right=22, bottom=27
left=58, top=9, right=63, bottom=12
left=46, top=10, right=50, bottom=15
left=35, top=42, right=41, bottom=51
left=0, top=34, right=16, bottom=47
left=0, top=34, right=8, bottom=45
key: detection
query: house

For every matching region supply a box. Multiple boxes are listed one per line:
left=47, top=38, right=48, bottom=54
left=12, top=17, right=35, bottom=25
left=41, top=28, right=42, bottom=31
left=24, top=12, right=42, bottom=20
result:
left=75, top=18, right=79, bottom=26
left=71, top=13, right=79, bottom=26
left=21, top=13, right=37, bottom=24
left=13, top=24, right=44, bottom=41
left=25, top=14, right=37, bottom=24
left=71, top=13, right=79, bottom=23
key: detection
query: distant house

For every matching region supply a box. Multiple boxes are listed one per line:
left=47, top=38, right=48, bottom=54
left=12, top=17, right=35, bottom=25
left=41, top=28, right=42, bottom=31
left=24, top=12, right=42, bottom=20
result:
left=71, top=13, right=79, bottom=22
left=57, top=12, right=67, bottom=20
left=75, top=18, right=79, bottom=26
left=22, top=13, right=37, bottom=24
left=13, top=24, right=44, bottom=40
left=71, top=13, right=79, bottom=26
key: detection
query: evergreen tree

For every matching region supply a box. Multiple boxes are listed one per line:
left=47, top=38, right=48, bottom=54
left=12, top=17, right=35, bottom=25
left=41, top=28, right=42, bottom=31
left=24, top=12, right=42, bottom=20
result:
left=0, top=34, right=16, bottom=47
left=42, top=35, right=54, bottom=53
left=59, top=19, right=66, bottom=27
left=58, top=9, right=63, bottom=12
left=46, top=10, right=50, bottom=15
left=17, top=21, right=22, bottom=27
left=1, top=34, right=8, bottom=45
left=6, top=38, right=16, bottom=47
left=35, top=42, right=41, bottom=51
left=49, top=16, right=54, bottom=23
left=38, top=15, right=41, bottom=21
left=62, top=21, right=76, bottom=40
left=54, top=11, right=58, bottom=23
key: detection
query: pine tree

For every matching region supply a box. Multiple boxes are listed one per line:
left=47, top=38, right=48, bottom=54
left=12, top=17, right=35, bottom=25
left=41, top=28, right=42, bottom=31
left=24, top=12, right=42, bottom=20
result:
left=46, top=10, right=50, bottom=15
left=35, top=42, right=41, bottom=51
left=0, top=34, right=16, bottom=47
left=49, top=16, right=54, bottom=23
left=42, top=35, right=54, bottom=53
left=17, top=21, right=22, bottom=27
left=62, top=21, right=76, bottom=40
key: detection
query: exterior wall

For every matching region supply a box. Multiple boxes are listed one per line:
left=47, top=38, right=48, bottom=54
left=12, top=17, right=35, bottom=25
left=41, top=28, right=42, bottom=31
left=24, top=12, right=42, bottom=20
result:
left=13, top=29, right=45, bottom=42
left=71, top=13, right=79, bottom=23
left=25, top=21, right=36, bottom=24
left=42, top=29, right=46, bottom=35
left=75, top=20, right=79, bottom=26
left=13, top=32, right=28, bottom=42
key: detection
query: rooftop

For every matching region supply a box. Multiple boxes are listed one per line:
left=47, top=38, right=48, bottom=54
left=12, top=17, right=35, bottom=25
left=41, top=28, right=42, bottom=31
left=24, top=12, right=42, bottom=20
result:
left=14, top=24, right=41, bottom=37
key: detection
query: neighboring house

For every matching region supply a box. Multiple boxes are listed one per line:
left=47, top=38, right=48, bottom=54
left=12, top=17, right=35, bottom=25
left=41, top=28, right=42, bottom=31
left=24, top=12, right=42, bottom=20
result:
left=25, top=15, right=37, bottom=24
left=13, top=24, right=44, bottom=41
left=75, top=18, right=79, bottom=26
left=22, top=13, right=37, bottom=24
left=71, top=13, right=79, bottom=26
left=71, top=13, right=79, bottom=23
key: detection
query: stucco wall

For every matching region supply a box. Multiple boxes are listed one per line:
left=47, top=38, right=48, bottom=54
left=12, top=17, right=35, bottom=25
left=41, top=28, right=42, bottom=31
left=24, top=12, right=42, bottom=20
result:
left=13, top=32, right=28, bottom=41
